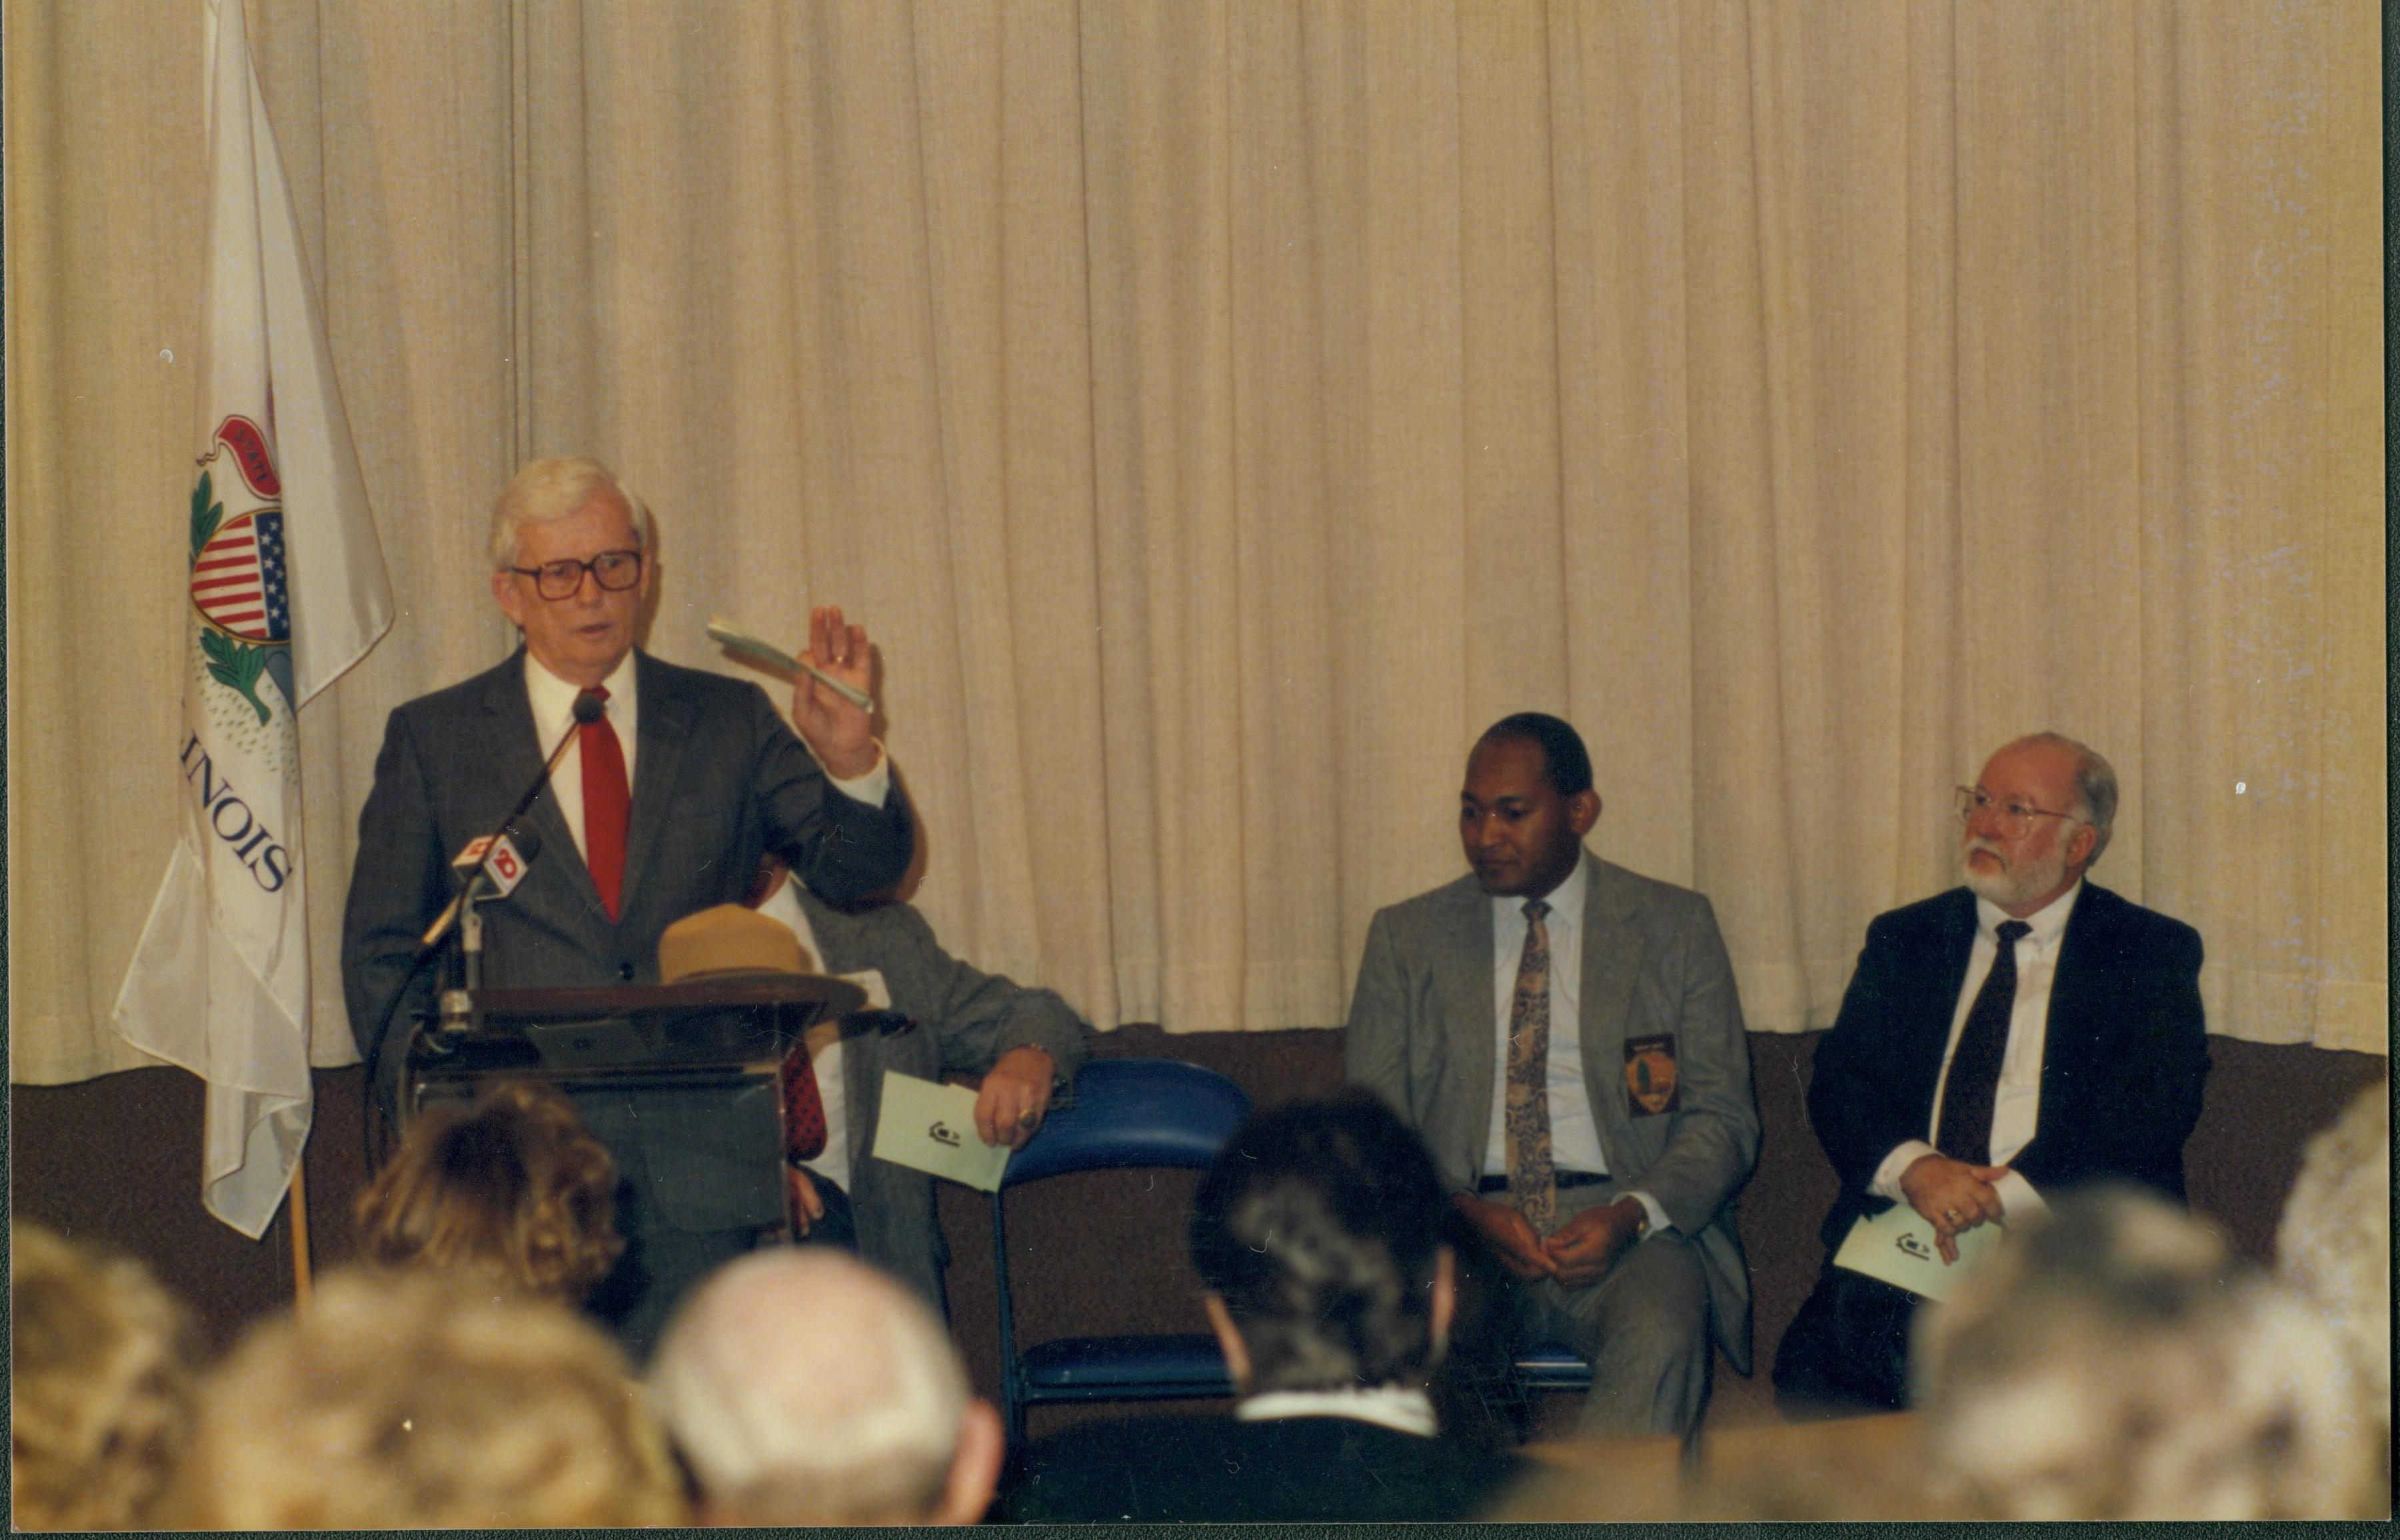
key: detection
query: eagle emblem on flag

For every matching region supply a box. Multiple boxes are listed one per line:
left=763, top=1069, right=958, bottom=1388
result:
left=188, top=414, right=295, bottom=724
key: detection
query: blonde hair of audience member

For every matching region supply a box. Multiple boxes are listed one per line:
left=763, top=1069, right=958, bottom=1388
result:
left=11, top=1223, right=202, bottom=1531
left=648, top=1248, right=1004, bottom=1525
left=1913, top=1185, right=2382, bottom=1521
left=2276, top=1082, right=2390, bottom=1409
left=353, top=1076, right=623, bottom=1303
left=170, top=1267, right=684, bottom=1529
left=487, top=454, right=654, bottom=570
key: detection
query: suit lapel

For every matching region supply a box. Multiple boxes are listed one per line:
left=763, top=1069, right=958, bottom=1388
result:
left=1907, top=890, right=1981, bottom=1102
left=620, top=652, right=700, bottom=914
left=1431, top=878, right=1500, bottom=1167
left=477, top=654, right=583, bottom=886
left=1578, top=851, right=1643, bottom=1163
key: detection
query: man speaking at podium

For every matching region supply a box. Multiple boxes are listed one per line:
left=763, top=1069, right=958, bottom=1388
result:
left=341, top=456, right=914, bottom=1354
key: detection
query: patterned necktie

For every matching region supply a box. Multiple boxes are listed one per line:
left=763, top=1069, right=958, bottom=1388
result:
left=1937, top=919, right=2032, bottom=1162
left=1504, top=898, right=1558, bottom=1235
left=579, top=686, right=630, bottom=921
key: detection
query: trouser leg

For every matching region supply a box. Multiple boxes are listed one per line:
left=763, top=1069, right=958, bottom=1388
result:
left=1518, top=1183, right=1714, bottom=1440
left=1771, top=1263, right=1918, bottom=1419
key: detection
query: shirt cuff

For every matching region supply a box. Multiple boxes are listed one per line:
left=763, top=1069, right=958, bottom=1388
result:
left=1992, top=1167, right=2045, bottom=1223
left=1626, top=1190, right=1672, bottom=1239
left=1871, top=1140, right=1939, bottom=1203
left=825, top=744, right=890, bottom=806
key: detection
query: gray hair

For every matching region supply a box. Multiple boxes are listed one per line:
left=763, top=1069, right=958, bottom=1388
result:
left=647, top=1250, right=968, bottom=1525
left=488, top=456, right=654, bottom=570
left=2011, top=732, right=2117, bottom=865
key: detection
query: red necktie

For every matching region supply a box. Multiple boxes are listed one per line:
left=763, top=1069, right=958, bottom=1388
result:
left=580, top=686, right=630, bottom=921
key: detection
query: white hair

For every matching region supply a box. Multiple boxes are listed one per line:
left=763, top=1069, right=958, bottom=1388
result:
left=646, top=1249, right=968, bottom=1525
left=488, top=456, right=654, bottom=570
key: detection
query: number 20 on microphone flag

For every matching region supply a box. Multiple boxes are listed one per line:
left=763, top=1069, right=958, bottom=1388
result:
left=113, top=0, right=393, bottom=1239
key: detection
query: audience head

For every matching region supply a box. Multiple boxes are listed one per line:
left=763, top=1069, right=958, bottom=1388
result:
left=2277, top=1082, right=2390, bottom=1407
left=354, top=1076, right=623, bottom=1305
left=648, top=1249, right=1002, bottom=1526
left=1960, top=732, right=2113, bottom=913
left=1913, top=1185, right=2383, bottom=1521
left=11, top=1223, right=201, bottom=1531
left=1190, top=1090, right=1456, bottom=1395
left=1462, top=713, right=1601, bottom=899
left=171, top=1267, right=682, bottom=1529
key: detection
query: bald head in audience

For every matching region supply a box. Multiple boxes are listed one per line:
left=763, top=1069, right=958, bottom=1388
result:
left=170, top=1267, right=683, bottom=1529
left=648, top=1248, right=1003, bottom=1526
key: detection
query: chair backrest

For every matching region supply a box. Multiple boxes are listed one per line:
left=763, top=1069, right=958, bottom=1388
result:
left=1001, top=1058, right=1252, bottom=1187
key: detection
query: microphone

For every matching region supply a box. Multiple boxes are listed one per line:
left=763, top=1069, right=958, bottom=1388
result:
left=415, top=687, right=602, bottom=952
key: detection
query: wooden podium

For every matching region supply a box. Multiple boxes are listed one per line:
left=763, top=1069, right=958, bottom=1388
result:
left=401, top=974, right=869, bottom=1147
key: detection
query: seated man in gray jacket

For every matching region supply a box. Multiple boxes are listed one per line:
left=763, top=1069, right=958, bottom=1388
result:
left=749, top=858, right=1089, bottom=1316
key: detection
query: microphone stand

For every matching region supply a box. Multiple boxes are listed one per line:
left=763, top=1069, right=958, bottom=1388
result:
left=363, top=688, right=604, bottom=1162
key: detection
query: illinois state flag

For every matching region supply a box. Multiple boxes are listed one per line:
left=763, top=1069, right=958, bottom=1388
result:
left=114, top=0, right=393, bottom=1239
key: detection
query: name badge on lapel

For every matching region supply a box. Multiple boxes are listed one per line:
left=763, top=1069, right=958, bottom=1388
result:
left=1624, top=1034, right=1680, bottom=1116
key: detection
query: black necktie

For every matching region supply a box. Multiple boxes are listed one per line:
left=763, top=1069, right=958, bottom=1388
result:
left=1936, top=920, right=2032, bottom=1163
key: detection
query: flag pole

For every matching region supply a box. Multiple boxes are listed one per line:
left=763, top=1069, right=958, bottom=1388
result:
left=289, top=1156, right=315, bottom=1307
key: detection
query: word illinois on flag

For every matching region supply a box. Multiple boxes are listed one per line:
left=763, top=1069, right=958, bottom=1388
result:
left=113, top=0, right=393, bottom=1239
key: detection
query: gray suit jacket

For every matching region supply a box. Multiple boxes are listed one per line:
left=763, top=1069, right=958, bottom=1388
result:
left=794, top=886, right=1090, bottom=1312
left=1343, top=850, right=1760, bottom=1371
left=341, top=648, right=915, bottom=1229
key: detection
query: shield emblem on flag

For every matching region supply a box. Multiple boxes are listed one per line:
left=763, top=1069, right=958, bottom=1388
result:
left=191, top=508, right=291, bottom=643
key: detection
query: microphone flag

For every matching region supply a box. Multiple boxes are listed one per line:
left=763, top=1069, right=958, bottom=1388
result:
left=112, top=0, right=395, bottom=1239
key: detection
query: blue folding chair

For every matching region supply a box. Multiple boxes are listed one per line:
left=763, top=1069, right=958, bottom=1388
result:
left=990, top=1058, right=1253, bottom=1446
left=1514, top=1343, right=1596, bottom=1393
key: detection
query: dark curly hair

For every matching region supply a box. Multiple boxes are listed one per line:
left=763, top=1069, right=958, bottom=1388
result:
left=1190, top=1090, right=1451, bottom=1393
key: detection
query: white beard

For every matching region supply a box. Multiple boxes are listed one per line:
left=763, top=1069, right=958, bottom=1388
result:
left=1961, top=835, right=2069, bottom=909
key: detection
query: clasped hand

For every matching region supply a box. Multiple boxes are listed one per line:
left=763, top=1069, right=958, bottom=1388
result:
left=1455, top=1193, right=1644, bottom=1289
left=1899, top=1152, right=2010, bottom=1263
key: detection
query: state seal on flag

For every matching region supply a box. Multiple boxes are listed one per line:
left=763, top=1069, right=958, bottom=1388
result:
left=188, top=421, right=295, bottom=724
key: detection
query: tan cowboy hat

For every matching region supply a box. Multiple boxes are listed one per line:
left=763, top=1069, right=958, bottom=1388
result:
left=657, top=903, right=818, bottom=982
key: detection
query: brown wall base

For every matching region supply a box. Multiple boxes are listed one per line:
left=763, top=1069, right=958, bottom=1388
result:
left=13, top=1027, right=2381, bottom=1428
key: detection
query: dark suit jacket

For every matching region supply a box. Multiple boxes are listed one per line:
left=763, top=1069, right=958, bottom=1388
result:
left=1806, top=882, right=2209, bottom=1250
left=1343, top=850, right=1761, bottom=1371
left=1006, top=1411, right=1520, bottom=1523
left=341, top=648, right=914, bottom=1231
left=790, top=886, right=1089, bottom=1311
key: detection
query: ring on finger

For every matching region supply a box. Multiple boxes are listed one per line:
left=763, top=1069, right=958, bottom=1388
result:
left=1016, top=1109, right=1038, bottom=1129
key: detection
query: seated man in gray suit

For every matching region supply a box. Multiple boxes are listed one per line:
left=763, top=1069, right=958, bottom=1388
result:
left=749, top=859, right=1088, bottom=1315
left=1344, top=713, right=1760, bottom=1440
left=342, top=456, right=922, bottom=1357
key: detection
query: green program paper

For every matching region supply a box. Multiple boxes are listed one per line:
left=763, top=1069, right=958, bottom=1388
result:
left=871, top=1070, right=1013, bottom=1191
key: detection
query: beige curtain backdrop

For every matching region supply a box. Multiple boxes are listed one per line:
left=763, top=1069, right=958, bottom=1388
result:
left=9, top=0, right=2383, bottom=1088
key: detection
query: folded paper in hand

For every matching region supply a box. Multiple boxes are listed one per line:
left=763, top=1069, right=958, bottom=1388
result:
left=872, top=1070, right=1012, bottom=1191
left=1832, top=1201, right=2004, bottom=1302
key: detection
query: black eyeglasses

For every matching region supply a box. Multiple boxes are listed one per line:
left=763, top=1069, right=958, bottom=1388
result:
left=508, top=549, right=644, bottom=600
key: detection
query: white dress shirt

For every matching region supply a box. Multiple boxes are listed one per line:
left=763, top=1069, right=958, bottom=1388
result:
left=1867, top=880, right=2085, bottom=1222
left=1479, top=860, right=1670, bottom=1237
